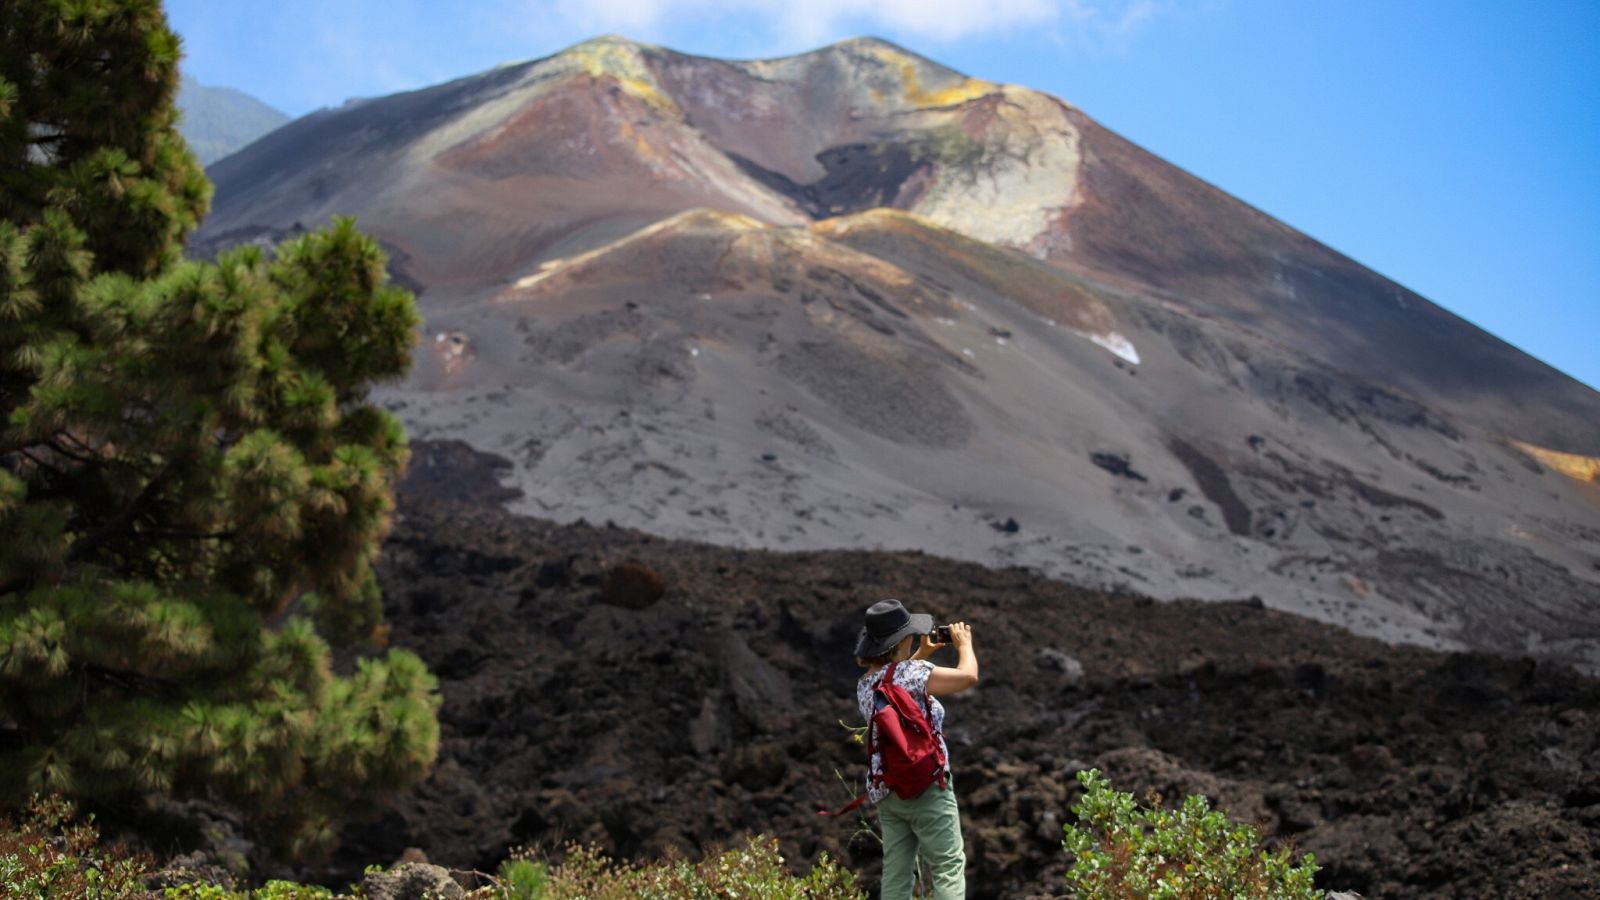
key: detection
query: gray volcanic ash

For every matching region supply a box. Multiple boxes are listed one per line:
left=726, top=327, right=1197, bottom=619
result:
left=194, top=36, right=1600, bottom=672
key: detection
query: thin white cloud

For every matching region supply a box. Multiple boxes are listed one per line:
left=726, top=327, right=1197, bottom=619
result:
left=776, top=0, right=1061, bottom=45
left=538, top=0, right=1167, bottom=50
left=552, top=0, right=670, bottom=34
left=300, top=3, right=452, bottom=105
left=173, top=0, right=1193, bottom=116
left=1060, top=0, right=1168, bottom=48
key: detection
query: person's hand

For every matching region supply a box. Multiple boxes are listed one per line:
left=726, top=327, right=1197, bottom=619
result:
left=949, top=622, right=972, bottom=651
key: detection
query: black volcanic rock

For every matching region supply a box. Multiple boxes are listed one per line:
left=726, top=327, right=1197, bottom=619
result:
left=327, top=489, right=1600, bottom=899
left=1090, top=451, right=1148, bottom=482
left=730, top=142, right=927, bottom=219
left=396, top=439, right=522, bottom=506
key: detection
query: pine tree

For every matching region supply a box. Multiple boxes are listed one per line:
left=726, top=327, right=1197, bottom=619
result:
left=0, top=0, right=438, bottom=858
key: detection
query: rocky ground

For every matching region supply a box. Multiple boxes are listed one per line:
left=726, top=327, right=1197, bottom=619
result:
left=307, top=444, right=1600, bottom=899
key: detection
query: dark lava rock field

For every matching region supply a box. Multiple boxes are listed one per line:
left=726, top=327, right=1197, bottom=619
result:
left=323, top=446, right=1600, bottom=899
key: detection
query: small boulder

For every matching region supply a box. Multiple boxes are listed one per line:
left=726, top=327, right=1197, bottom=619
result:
left=1347, top=743, right=1396, bottom=771
left=360, top=862, right=465, bottom=900
left=1270, top=792, right=1323, bottom=834
left=720, top=631, right=794, bottom=732
left=596, top=562, right=666, bottom=609
left=142, top=852, right=238, bottom=892
left=723, top=741, right=788, bottom=791
left=392, top=847, right=429, bottom=867
left=1178, top=655, right=1218, bottom=692
left=1034, top=648, right=1085, bottom=686
left=533, top=557, right=573, bottom=589
left=1090, top=451, right=1148, bottom=482
left=1289, top=662, right=1328, bottom=698
left=689, top=694, right=729, bottom=756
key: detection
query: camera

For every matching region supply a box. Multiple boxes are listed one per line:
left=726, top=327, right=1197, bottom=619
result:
left=931, top=625, right=953, bottom=645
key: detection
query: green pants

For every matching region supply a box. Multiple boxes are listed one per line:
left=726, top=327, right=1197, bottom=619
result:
left=876, top=781, right=966, bottom=899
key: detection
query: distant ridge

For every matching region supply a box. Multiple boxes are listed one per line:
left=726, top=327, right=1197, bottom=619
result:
left=177, top=74, right=290, bottom=165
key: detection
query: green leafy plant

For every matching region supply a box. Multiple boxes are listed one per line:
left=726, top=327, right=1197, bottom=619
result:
left=162, top=885, right=234, bottom=899
left=162, top=879, right=334, bottom=899
left=0, top=795, right=152, bottom=899
left=497, top=857, right=549, bottom=900
left=1062, top=769, right=1320, bottom=900
left=251, top=881, right=333, bottom=899
left=534, top=834, right=863, bottom=899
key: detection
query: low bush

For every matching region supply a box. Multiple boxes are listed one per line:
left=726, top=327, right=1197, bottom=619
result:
left=496, top=857, right=548, bottom=900
left=6, top=781, right=1329, bottom=898
left=530, top=835, right=862, bottom=899
left=0, top=796, right=151, bottom=899
left=1, top=801, right=859, bottom=899
left=163, top=882, right=330, bottom=899
left=1062, top=769, right=1321, bottom=900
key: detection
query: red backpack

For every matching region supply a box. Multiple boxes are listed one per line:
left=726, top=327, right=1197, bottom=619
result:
left=820, top=661, right=947, bottom=817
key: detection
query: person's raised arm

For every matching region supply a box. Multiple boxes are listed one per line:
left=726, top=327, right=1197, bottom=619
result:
left=926, top=622, right=978, bottom=696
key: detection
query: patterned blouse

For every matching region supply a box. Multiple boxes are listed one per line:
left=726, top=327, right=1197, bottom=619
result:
left=856, top=659, right=950, bottom=804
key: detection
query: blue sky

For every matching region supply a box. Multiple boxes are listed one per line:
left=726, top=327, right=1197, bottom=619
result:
left=166, top=0, right=1600, bottom=394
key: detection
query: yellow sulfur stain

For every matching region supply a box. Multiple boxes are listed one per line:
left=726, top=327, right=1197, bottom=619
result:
left=863, top=44, right=995, bottom=109
left=1512, top=440, right=1600, bottom=482
left=814, top=209, right=978, bottom=258
left=616, top=76, right=672, bottom=111
left=567, top=38, right=680, bottom=115
left=812, top=207, right=923, bottom=233
left=680, top=208, right=766, bottom=231
left=510, top=210, right=767, bottom=292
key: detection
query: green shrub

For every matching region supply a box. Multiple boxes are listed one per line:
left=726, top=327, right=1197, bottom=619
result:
left=0, top=802, right=857, bottom=899
left=1062, top=769, right=1320, bottom=900
left=497, top=857, right=548, bottom=900
left=162, top=885, right=234, bottom=899
left=163, top=876, right=350, bottom=898
left=536, top=834, right=863, bottom=899
left=0, top=795, right=151, bottom=899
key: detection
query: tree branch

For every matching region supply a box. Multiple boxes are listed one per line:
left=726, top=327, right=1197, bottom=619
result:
left=16, top=447, right=67, bottom=477
left=82, top=662, right=179, bottom=698
left=66, top=459, right=179, bottom=562
left=133, top=527, right=234, bottom=542
left=45, top=435, right=99, bottom=466
left=56, top=430, right=101, bottom=458
left=0, top=460, right=182, bottom=600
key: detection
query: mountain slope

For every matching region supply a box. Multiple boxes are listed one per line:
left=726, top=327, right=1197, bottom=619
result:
left=192, top=37, right=1600, bottom=672
left=176, top=75, right=290, bottom=165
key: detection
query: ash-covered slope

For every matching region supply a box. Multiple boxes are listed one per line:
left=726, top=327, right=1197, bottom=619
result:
left=194, top=37, right=1600, bottom=671
left=199, top=36, right=1600, bottom=451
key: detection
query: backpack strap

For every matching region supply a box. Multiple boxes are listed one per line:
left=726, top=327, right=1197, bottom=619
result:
left=895, top=660, right=948, bottom=789
left=818, top=792, right=869, bottom=817
left=819, top=661, right=896, bottom=818
left=866, top=659, right=895, bottom=780
left=819, top=659, right=896, bottom=813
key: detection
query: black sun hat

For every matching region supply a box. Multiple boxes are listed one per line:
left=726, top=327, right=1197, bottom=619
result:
left=854, top=599, right=934, bottom=658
